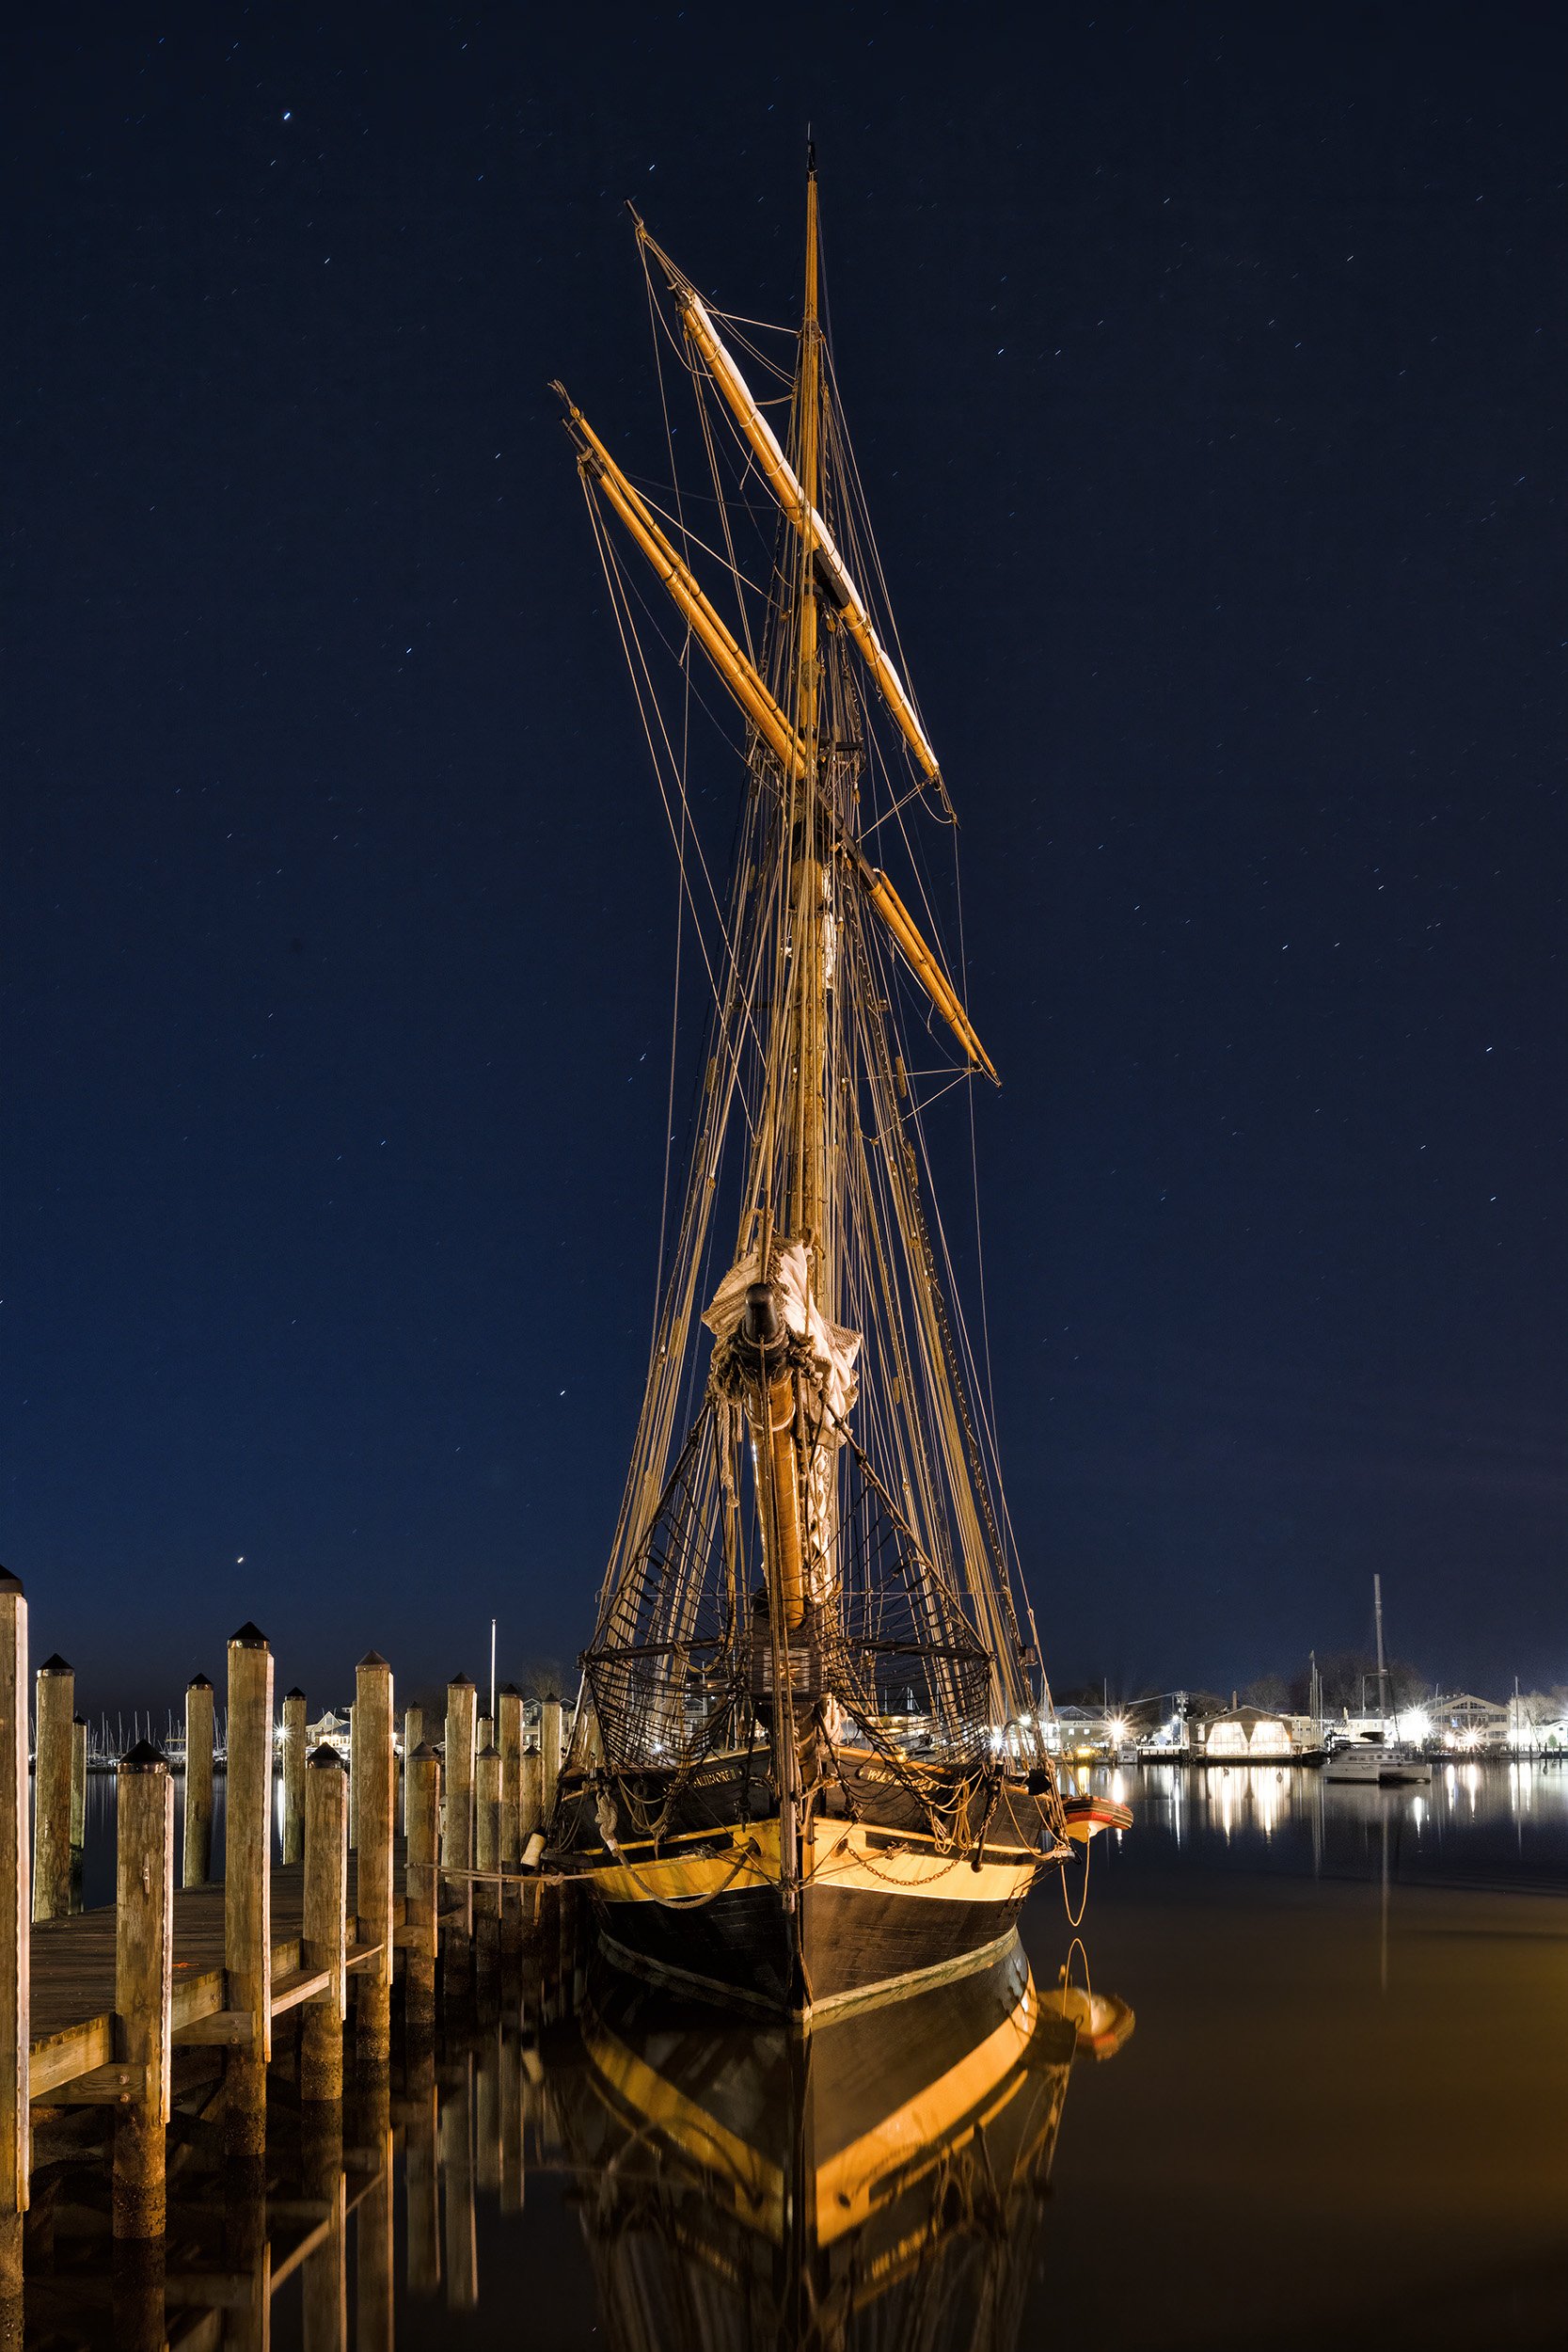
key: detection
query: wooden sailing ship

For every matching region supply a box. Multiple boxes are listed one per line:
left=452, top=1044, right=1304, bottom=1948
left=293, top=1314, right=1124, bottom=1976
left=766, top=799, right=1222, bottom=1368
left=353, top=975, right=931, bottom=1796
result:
left=548, top=153, right=1126, bottom=2019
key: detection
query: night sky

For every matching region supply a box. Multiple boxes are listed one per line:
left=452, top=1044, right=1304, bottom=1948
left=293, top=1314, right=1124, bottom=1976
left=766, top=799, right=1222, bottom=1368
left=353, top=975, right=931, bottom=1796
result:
left=8, top=7, right=1563, bottom=1714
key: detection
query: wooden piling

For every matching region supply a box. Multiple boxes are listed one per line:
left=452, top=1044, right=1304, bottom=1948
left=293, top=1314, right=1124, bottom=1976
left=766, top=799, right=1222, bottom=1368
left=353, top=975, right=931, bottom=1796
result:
left=112, top=1740, right=173, bottom=2240
left=348, top=1699, right=359, bottom=1852
left=70, top=1717, right=87, bottom=1855
left=225, top=1623, right=274, bottom=2155
left=519, top=1746, right=543, bottom=1849
left=354, top=1653, right=394, bottom=2068
left=443, top=1676, right=476, bottom=1995
left=32, top=1654, right=73, bottom=1922
left=404, top=1743, right=439, bottom=2038
left=281, top=1687, right=308, bottom=1867
left=540, top=1693, right=562, bottom=1826
left=402, top=1704, right=423, bottom=1834
left=474, top=1744, right=500, bottom=1994
left=498, top=1686, right=522, bottom=1866
left=300, top=1746, right=347, bottom=2104
left=182, top=1673, right=214, bottom=1888
left=0, top=1571, right=28, bottom=2300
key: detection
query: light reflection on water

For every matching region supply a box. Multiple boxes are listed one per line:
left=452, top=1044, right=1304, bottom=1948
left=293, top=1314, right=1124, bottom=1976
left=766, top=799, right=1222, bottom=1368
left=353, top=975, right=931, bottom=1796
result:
left=30, top=1763, right=1568, bottom=2349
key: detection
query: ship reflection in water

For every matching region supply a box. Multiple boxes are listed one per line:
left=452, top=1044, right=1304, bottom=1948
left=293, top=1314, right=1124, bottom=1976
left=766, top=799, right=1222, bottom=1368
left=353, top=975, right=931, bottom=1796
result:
left=21, top=1942, right=1132, bottom=2351
left=562, top=1944, right=1131, bottom=2351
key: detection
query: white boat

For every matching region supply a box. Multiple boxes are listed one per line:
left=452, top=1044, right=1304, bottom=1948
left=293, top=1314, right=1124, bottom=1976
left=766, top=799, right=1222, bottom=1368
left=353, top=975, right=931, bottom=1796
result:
left=1325, top=1737, right=1432, bottom=1786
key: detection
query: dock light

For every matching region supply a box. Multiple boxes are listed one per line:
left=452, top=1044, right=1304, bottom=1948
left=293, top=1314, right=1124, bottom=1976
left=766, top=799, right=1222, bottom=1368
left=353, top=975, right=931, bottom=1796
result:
left=1108, top=1716, right=1129, bottom=1742
left=1400, top=1708, right=1432, bottom=1743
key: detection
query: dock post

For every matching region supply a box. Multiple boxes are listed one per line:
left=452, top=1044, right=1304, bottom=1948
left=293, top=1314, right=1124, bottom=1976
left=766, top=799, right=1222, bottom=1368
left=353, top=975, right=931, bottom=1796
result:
left=224, top=1622, right=274, bottom=2159
left=348, top=1700, right=359, bottom=1852
left=354, top=1652, right=394, bottom=2070
left=540, top=1692, right=562, bottom=1826
left=442, top=1676, right=476, bottom=2000
left=498, top=1686, right=522, bottom=1974
left=474, top=1743, right=500, bottom=1997
left=519, top=1744, right=542, bottom=1848
left=70, top=1716, right=87, bottom=1856
left=32, top=1654, right=73, bottom=1922
left=182, top=1673, right=214, bottom=1888
left=402, top=1704, right=423, bottom=1833
left=404, top=1744, right=439, bottom=2038
left=113, top=1740, right=173, bottom=2240
left=281, top=1687, right=308, bottom=1867
left=0, top=1571, right=29, bottom=2304
left=300, top=1747, right=347, bottom=2104
left=498, top=1686, right=522, bottom=1864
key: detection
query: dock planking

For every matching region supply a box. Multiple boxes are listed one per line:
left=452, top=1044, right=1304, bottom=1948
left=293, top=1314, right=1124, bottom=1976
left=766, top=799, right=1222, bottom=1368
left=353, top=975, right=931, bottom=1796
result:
left=29, top=1848, right=408, bottom=2098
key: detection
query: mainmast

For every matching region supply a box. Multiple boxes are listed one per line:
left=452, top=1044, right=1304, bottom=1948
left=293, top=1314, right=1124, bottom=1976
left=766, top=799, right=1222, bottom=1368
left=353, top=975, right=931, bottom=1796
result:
left=786, top=147, right=830, bottom=1295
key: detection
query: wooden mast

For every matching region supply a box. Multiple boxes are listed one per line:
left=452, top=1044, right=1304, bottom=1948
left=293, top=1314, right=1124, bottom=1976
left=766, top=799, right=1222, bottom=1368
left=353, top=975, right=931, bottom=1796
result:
left=787, top=147, right=828, bottom=1290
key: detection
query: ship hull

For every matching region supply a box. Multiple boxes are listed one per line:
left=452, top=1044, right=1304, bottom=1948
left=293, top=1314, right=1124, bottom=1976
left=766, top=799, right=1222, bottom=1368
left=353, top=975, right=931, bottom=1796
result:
left=582, top=1812, right=1045, bottom=2021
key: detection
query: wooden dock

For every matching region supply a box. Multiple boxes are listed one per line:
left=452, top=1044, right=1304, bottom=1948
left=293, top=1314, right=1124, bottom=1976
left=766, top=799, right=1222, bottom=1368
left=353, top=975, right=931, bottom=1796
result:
left=0, top=1572, right=583, bottom=2322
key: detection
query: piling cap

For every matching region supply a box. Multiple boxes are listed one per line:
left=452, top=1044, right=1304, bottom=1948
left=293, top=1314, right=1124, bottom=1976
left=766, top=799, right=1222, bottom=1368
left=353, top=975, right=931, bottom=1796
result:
left=449, top=1672, right=474, bottom=1689
left=545, top=1690, right=560, bottom=1704
left=230, top=1621, right=269, bottom=1649
left=411, top=1740, right=440, bottom=1762
left=72, top=1713, right=87, bottom=1727
left=499, top=1681, right=521, bottom=1697
left=40, top=1653, right=71, bottom=1674
left=477, top=1741, right=499, bottom=1759
left=284, top=1685, right=306, bottom=1702
left=120, top=1738, right=167, bottom=1771
left=357, top=1649, right=390, bottom=1673
left=188, top=1672, right=214, bottom=1691
left=0, top=1568, right=22, bottom=1596
left=308, top=1744, right=345, bottom=1771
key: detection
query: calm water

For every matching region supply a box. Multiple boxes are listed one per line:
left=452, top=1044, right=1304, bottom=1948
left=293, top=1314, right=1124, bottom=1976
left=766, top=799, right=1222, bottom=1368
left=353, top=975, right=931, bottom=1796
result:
left=29, top=1761, right=1568, bottom=2348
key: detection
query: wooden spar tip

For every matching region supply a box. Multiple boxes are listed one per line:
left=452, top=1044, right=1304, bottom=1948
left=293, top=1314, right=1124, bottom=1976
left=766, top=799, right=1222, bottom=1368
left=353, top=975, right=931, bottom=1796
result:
left=229, top=1621, right=269, bottom=1649
left=39, top=1653, right=72, bottom=1674
left=187, top=1672, right=214, bottom=1691
left=307, top=1744, right=345, bottom=1772
left=0, top=1565, right=22, bottom=1594
left=356, top=1649, right=390, bottom=1671
left=119, top=1739, right=167, bottom=1771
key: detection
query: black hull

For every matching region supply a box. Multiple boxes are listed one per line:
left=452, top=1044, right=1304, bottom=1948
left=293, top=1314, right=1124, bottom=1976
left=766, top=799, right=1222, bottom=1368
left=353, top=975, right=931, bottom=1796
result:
left=595, top=1870, right=1031, bottom=2020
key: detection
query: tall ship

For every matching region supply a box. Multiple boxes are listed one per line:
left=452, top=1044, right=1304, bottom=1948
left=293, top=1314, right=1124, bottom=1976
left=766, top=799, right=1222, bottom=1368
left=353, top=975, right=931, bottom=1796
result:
left=548, top=153, right=1125, bottom=2019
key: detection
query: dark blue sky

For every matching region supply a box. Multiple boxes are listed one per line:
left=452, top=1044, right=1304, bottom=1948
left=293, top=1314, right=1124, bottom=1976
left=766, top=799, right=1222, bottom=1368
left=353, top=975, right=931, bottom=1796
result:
left=8, top=6, right=1563, bottom=1714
